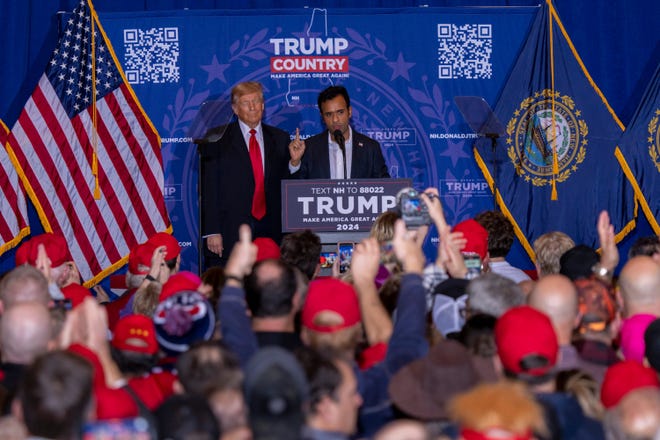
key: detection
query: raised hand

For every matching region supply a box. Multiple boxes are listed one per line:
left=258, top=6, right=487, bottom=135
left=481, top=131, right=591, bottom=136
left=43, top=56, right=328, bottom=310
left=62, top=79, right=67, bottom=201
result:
left=225, top=224, right=257, bottom=280
left=288, top=127, right=306, bottom=167
left=597, top=210, right=619, bottom=271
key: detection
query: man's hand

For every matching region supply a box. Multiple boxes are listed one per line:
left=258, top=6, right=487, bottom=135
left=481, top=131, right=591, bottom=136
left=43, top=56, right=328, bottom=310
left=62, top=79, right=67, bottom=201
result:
left=147, top=245, right=169, bottom=283
left=288, top=128, right=306, bottom=167
left=392, top=219, right=425, bottom=274
left=421, top=188, right=449, bottom=236
left=35, top=243, right=53, bottom=283
left=597, top=210, right=619, bottom=271
left=207, top=234, right=224, bottom=257
left=224, top=225, right=257, bottom=282
left=351, top=238, right=381, bottom=285
left=440, top=231, right=468, bottom=278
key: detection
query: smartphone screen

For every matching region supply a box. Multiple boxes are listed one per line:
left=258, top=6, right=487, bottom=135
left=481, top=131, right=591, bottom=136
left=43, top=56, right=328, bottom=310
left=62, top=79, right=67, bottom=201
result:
left=337, top=242, right=355, bottom=273
left=82, top=417, right=150, bottom=440
left=319, top=252, right=337, bottom=269
left=463, top=252, right=482, bottom=280
left=380, top=241, right=396, bottom=264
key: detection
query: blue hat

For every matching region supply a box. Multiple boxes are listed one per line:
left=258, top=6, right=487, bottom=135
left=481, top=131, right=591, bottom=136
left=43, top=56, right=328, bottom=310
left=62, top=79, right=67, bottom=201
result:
left=153, top=290, right=215, bottom=357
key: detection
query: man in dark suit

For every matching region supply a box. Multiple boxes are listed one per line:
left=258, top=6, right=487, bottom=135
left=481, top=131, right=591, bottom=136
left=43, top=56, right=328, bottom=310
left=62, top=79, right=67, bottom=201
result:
left=200, top=81, right=292, bottom=269
left=288, top=85, right=390, bottom=179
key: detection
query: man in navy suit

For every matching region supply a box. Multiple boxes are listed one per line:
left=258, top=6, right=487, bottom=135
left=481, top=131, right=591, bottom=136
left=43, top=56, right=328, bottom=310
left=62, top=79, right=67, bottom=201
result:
left=200, top=81, right=292, bottom=269
left=289, top=86, right=390, bottom=179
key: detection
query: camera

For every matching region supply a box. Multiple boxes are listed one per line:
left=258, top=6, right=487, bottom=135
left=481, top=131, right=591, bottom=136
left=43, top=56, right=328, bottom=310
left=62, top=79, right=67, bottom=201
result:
left=397, top=187, right=431, bottom=229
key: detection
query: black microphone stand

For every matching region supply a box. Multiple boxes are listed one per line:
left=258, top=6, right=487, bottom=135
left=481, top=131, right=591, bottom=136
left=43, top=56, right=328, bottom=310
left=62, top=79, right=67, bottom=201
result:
left=333, top=130, right=347, bottom=179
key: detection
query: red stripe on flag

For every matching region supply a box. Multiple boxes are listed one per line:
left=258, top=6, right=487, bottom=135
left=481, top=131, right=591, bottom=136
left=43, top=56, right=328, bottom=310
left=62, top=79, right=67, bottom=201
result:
left=11, top=110, right=65, bottom=232
left=69, top=112, right=128, bottom=262
left=92, top=93, right=156, bottom=240
left=20, top=87, right=103, bottom=274
left=119, top=84, right=161, bottom=157
left=112, top=86, right=168, bottom=225
left=0, top=164, right=23, bottom=226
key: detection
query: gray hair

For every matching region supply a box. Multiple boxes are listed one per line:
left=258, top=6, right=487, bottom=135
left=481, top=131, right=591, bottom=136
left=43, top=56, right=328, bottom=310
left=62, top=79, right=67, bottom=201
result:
left=466, top=272, right=525, bottom=318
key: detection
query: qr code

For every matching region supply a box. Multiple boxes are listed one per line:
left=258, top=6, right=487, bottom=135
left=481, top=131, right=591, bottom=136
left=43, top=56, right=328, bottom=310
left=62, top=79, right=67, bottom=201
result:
left=123, top=27, right=180, bottom=84
left=437, top=24, right=492, bottom=79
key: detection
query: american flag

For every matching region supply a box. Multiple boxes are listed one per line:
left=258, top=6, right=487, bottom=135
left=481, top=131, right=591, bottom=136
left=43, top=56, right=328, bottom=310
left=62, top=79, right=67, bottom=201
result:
left=0, top=119, right=30, bottom=255
left=7, top=0, right=171, bottom=285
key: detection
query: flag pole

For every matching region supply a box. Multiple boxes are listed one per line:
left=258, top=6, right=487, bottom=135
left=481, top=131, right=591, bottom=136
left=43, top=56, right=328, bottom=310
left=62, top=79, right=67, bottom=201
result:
left=548, top=0, right=559, bottom=201
left=90, top=1, right=101, bottom=200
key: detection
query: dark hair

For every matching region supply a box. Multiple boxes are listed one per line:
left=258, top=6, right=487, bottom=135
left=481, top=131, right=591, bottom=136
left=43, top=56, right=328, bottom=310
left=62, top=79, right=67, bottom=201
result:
left=176, top=341, right=243, bottom=396
left=458, top=313, right=497, bottom=357
left=629, top=235, right=660, bottom=259
left=245, top=259, right=298, bottom=318
left=110, top=346, right=159, bottom=376
left=474, top=210, right=514, bottom=258
left=19, top=350, right=93, bottom=439
left=155, top=393, right=220, bottom=440
left=201, top=266, right=226, bottom=310
left=378, top=273, right=402, bottom=318
left=295, top=347, right=343, bottom=415
left=504, top=354, right=556, bottom=386
left=317, top=85, right=350, bottom=112
left=164, top=256, right=178, bottom=271
left=280, top=230, right=322, bottom=281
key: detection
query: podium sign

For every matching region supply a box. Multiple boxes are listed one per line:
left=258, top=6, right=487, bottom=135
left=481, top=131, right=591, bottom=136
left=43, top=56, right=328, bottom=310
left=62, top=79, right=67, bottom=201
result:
left=282, top=179, right=412, bottom=233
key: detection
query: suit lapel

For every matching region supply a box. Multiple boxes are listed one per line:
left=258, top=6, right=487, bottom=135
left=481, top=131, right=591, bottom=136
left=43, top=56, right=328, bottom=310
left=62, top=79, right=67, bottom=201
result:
left=229, top=122, right=253, bottom=170
left=350, top=131, right=364, bottom=178
left=320, top=132, right=332, bottom=179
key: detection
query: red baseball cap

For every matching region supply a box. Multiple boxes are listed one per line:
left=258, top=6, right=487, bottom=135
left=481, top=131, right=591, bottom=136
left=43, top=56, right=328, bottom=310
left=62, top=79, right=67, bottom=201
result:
left=254, top=237, right=281, bottom=262
left=495, top=306, right=558, bottom=377
left=601, top=360, right=660, bottom=408
left=15, top=233, right=72, bottom=268
left=128, top=242, right=155, bottom=275
left=111, top=314, right=158, bottom=355
left=159, top=271, right=202, bottom=303
left=61, top=283, right=93, bottom=309
left=452, top=219, right=489, bottom=260
left=302, top=278, right=361, bottom=333
left=147, top=232, right=180, bottom=260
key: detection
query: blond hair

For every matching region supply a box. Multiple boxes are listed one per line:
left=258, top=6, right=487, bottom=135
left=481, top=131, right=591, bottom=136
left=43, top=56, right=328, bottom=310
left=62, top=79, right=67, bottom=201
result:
left=533, top=231, right=575, bottom=277
left=231, top=81, right=263, bottom=103
left=448, top=380, right=547, bottom=436
left=132, top=282, right=162, bottom=317
left=370, top=211, right=399, bottom=243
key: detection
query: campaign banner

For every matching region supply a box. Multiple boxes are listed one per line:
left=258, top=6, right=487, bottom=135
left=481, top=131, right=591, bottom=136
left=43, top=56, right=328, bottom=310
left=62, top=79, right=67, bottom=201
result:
left=97, top=6, right=538, bottom=274
left=282, top=178, right=411, bottom=232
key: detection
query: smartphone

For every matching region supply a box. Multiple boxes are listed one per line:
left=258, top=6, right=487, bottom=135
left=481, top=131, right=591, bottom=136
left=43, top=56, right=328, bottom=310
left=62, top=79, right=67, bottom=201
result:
left=337, top=242, right=355, bottom=273
left=380, top=241, right=396, bottom=264
left=82, top=417, right=151, bottom=440
left=319, top=251, right=337, bottom=269
left=463, top=252, right=482, bottom=280
left=397, top=187, right=430, bottom=229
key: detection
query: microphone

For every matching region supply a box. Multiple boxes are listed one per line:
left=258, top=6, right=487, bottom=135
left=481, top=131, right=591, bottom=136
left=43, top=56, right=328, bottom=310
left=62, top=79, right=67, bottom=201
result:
left=333, top=130, right=347, bottom=179
left=333, top=129, right=345, bottom=151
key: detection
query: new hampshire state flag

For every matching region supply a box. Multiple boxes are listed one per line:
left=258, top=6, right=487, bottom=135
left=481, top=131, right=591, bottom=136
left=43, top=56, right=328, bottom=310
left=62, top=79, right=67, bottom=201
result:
left=616, top=62, right=660, bottom=234
left=474, top=0, right=636, bottom=258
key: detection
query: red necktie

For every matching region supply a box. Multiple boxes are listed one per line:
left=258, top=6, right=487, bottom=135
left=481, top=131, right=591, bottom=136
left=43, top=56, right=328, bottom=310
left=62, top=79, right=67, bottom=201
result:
left=249, top=129, right=266, bottom=220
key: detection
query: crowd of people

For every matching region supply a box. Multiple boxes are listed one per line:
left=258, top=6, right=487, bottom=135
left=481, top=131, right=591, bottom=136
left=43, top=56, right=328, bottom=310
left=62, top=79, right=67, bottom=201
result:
left=1, top=79, right=659, bottom=440
left=1, top=196, right=659, bottom=439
